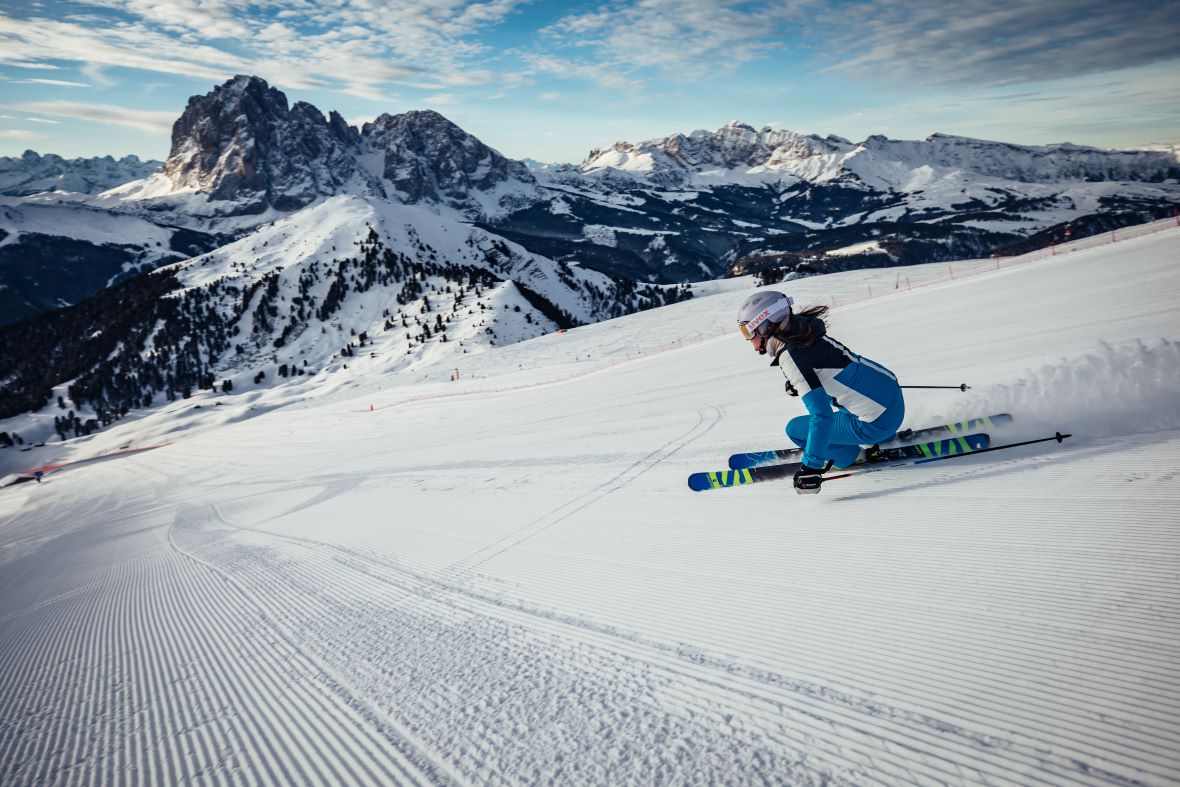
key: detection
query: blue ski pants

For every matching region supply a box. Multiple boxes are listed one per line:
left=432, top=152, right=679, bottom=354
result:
left=786, top=395, right=905, bottom=469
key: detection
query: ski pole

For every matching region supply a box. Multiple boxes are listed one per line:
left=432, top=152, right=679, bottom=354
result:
left=902, top=383, right=970, bottom=391
left=820, top=432, right=1072, bottom=484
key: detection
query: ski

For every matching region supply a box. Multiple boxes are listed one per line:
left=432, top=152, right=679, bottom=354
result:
left=818, top=432, right=1072, bottom=487
left=689, top=433, right=990, bottom=492
left=727, top=412, right=1013, bottom=470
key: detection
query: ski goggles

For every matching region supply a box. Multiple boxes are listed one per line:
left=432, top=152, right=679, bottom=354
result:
left=738, top=296, right=793, bottom=341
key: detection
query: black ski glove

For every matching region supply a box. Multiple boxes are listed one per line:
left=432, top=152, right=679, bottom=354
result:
left=793, top=463, right=826, bottom=494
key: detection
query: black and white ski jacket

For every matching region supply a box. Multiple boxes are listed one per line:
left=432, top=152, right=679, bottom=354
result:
left=767, top=316, right=901, bottom=466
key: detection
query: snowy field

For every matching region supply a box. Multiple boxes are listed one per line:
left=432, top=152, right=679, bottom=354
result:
left=2, top=227, right=1179, bottom=785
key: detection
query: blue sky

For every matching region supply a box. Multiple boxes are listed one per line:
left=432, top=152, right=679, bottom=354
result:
left=1, top=0, right=1177, bottom=163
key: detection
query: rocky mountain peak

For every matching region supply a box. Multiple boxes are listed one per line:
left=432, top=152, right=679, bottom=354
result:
left=154, top=76, right=532, bottom=217
left=360, top=109, right=535, bottom=213
left=161, top=73, right=320, bottom=207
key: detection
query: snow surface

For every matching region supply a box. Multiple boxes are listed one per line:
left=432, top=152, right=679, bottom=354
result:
left=2, top=227, right=1180, bottom=785
left=826, top=240, right=884, bottom=257
left=0, top=198, right=173, bottom=249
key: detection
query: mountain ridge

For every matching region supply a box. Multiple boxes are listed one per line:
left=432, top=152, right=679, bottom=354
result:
left=581, top=123, right=1180, bottom=187
left=0, top=74, right=1177, bottom=444
left=0, top=150, right=162, bottom=196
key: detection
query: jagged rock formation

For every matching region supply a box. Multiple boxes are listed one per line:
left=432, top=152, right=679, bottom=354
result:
left=157, top=75, right=536, bottom=217
left=163, top=76, right=375, bottom=211
left=363, top=111, right=535, bottom=215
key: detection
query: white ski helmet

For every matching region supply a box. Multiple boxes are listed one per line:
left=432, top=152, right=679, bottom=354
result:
left=736, top=290, right=793, bottom=343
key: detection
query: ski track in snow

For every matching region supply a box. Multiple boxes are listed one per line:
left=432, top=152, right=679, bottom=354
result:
left=2, top=229, right=1180, bottom=785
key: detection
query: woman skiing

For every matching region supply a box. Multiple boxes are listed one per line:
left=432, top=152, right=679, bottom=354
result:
left=736, top=290, right=904, bottom=494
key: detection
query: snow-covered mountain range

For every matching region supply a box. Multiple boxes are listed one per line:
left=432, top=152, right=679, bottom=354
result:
left=1, top=74, right=1177, bottom=436
left=502, top=121, right=1179, bottom=281
left=583, top=123, right=1178, bottom=186
left=0, top=150, right=161, bottom=197
left=0, top=194, right=689, bottom=431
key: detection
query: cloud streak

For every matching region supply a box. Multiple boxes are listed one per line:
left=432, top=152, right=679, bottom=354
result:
left=534, top=0, right=1180, bottom=92
left=0, top=101, right=177, bottom=133
left=813, top=0, right=1180, bottom=86
left=12, top=78, right=91, bottom=88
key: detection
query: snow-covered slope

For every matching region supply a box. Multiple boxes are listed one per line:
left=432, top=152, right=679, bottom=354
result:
left=170, top=194, right=641, bottom=371
left=0, top=193, right=690, bottom=428
left=0, top=195, right=223, bottom=326
left=0, top=198, right=173, bottom=248
left=3, top=224, right=1178, bottom=785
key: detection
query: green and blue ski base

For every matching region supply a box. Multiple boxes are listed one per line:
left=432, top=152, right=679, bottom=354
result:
left=728, top=413, right=1014, bottom=470
left=690, top=433, right=990, bottom=492
left=688, top=424, right=1071, bottom=493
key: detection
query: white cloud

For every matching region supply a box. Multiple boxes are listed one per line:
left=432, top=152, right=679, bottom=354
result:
left=0, top=15, right=246, bottom=83
left=25, top=117, right=62, bottom=124
left=339, top=82, right=401, bottom=102
left=524, top=54, right=634, bottom=90
left=13, top=78, right=91, bottom=87
left=0, top=101, right=177, bottom=133
left=812, top=0, right=1180, bottom=86
left=0, top=129, right=42, bottom=138
left=532, top=0, right=1180, bottom=95
left=93, top=0, right=253, bottom=39
left=0, top=2, right=533, bottom=103
left=0, top=2, right=523, bottom=104
left=424, top=93, right=460, bottom=106
left=537, top=0, right=794, bottom=84
left=81, top=62, right=118, bottom=89
left=4, top=61, right=61, bottom=70
left=539, top=91, right=560, bottom=101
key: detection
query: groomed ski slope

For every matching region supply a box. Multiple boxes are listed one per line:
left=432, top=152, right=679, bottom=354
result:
left=2, top=227, right=1179, bottom=786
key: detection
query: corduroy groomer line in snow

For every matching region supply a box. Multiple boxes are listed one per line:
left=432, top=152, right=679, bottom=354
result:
left=1, top=228, right=1179, bottom=785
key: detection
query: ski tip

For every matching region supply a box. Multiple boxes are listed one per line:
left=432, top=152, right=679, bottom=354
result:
left=688, top=468, right=757, bottom=491
left=1056, top=432, right=1072, bottom=442
left=728, top=451, right=781, bottom=470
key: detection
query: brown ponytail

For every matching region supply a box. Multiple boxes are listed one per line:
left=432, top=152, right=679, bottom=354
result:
left=774, top=304, right=829, bottom=347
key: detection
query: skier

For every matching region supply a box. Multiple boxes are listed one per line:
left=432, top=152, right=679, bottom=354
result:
left=736, top=290, right=904, bottom=494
